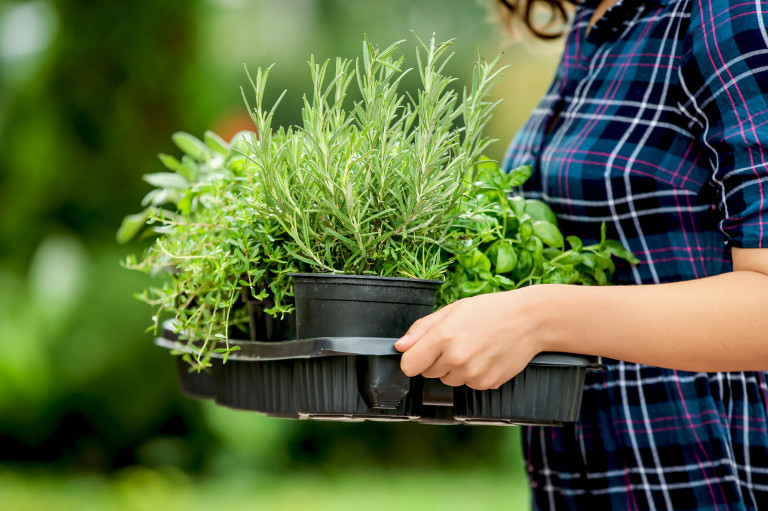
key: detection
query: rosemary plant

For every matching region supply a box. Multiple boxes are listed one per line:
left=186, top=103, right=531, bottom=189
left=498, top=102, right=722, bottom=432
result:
left=243, top=35, right=506, bottom=279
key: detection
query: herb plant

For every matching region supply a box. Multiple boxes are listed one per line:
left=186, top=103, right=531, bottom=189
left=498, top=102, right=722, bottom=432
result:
left=438, top=160, right=640, bottom=305
left=243, top=34, right=506, bottom=279
left=120, top=35, right=639, bottom=370
left=121, top=131, right=299, bottom=369
left=117, top=131, right=250, bottom=244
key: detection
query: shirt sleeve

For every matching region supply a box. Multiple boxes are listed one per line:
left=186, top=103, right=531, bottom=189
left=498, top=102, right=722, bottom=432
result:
left=680, top=0, right=768, bottom=248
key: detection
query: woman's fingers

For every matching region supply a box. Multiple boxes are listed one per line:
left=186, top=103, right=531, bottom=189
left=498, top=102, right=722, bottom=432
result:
left=399, top=327, right=447, bottom=377
left=394, top=302, right=454, bottom=352
left=397, top=290, right=543, bottom=390
left=420, top=354, right=448, bottom=379
left=439, top=371, right=466, bottom=387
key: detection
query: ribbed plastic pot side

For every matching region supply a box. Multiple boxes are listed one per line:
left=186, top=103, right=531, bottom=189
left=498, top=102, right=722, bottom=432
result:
left=175, top=357, right=218, bottom=400
left=290, top=273, right=440, bottom=417
left=213, top=306, right=299, bottom=416
left=454, top=363, right=589, bottom=425
left=162, top=321, right=218, bottom=400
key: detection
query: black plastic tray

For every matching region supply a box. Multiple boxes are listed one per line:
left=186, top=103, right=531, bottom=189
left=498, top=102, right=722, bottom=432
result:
left=163, top=322, right=217, bottom=400
left=157, top=322, right=600, bottom=426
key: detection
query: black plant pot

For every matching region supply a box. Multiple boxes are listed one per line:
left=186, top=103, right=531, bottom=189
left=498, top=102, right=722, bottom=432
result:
left=162, top=292, right=297, bottom=407
left=290, top=273, right=440, bottom=338
left=163, top=322, right=217, bottom=400
left=213, top=299, right=299, bottom=417
left=453, top=353, right=593, bottom=425
left=293, top=355, right=418, bottom=420
left=214, top=357, right=297, bottom=417
left=290, top=274, right=439, bottom=418
left=175, top=358, right=218, bottom=400
left=240, top=287, right=297, bottom=342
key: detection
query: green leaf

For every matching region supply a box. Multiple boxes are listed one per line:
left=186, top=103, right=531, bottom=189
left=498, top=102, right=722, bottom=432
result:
left=595, top=253, right=612, bottom=270
left=204, top=130, right=230, bottom=157
left=605, top=240, right=640, bottom=264
left=507, top=165, right=532, bottom=187
left=495, top=244, right=518, bottom=274
left=177, top=192, right=194, bottom=216
left=477, top=270, right=494, bottom=281
left=593, top=267, right=608, bottom=286
left=566, top=235, right=583, bottom=252
left=460, top=280, right=489, bottom=296
left=518, top=220, right=533, bottom=242
left=554, top=251, right=584, bottom=266
left=524, top=237, right=543, bottom=254
left=509, top=196, right=526, bottom=217
left=526, top=200, right=558, bottom=225
left=158, top=153, right=183, bottom=173
left=117, top=209, right=151, bottom=243
left=228, top=155, right=248, bottom=172
left=513, top=250, right=533, bottom=280
left=172, top=132, right=211, bottom=161
left=457, top=248, right=491, bottom=272
left=143, top=172, right=188, bottom=190
left=543, top=265, right=576, bottom=284
left=533, top=221, right=564, bottom=248
left=476, top=156, right=498, bottom=177
left=180, top=156, right=199, bottom=180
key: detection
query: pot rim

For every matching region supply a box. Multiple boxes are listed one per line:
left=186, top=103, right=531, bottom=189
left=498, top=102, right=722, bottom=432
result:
left=288, top=272, right=442, bottom=285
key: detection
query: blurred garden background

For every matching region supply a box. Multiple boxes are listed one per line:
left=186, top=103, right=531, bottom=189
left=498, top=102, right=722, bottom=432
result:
left=0, top=0, right=561, bottom=509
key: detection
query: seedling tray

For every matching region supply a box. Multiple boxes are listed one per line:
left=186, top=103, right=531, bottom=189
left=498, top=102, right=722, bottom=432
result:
left=157, top=322, right=601, bottom=426
left=163, top=322, right=217, bottom=400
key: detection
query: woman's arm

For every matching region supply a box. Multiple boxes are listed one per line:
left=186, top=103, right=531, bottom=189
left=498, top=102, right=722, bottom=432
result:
left=395, top=247, right=768, bottom=390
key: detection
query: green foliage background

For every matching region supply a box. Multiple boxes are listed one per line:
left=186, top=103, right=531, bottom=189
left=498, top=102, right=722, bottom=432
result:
left=0, top=0, right=560, bottom=508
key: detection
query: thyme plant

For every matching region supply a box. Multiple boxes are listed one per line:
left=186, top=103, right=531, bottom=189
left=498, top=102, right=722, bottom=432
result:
left=243, top=35, right=506, bottom=279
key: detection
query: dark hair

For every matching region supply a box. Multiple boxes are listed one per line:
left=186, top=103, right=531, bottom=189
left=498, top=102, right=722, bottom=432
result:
left=497, top=0, right=577, bottom=39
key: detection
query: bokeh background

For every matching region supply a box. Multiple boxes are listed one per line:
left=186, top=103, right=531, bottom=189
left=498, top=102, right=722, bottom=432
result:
left=0, top=0, right=561, bottom=509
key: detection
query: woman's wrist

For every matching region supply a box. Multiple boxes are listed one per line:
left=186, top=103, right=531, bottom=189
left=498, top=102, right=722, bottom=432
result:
left=515, top=283, right=583, bottom=356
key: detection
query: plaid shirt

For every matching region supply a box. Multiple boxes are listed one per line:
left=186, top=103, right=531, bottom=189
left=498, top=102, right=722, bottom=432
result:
left=503, top=0, right=768, bottom=509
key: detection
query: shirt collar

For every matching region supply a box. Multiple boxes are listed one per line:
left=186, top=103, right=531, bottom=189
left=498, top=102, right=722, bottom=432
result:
left=587, top=0, right=670, bottom=41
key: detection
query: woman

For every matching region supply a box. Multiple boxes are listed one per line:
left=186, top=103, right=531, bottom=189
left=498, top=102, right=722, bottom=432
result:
left=396, top=0, right=768, bottom=509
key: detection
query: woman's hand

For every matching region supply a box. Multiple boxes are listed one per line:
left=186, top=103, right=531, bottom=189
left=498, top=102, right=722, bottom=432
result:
left=394, top=286, right=555, bottom=390
left=395, top=248, right=768, bottom=381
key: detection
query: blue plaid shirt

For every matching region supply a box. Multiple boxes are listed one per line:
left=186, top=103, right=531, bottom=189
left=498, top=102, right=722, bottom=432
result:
left=503, top=0, right=768, bottom=509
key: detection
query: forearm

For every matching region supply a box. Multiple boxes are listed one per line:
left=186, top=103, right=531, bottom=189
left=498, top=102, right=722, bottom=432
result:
left=541, top=271, right=768, bottom=372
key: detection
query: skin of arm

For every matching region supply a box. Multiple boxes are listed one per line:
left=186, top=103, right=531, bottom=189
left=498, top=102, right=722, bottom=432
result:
left=395, top=247, right=768, bottom=390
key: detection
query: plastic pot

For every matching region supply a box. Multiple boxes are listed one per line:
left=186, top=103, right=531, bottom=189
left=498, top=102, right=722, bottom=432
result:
left=162, top=322, right=217, bottom=400
left=212, top=307, right=299, bottom=417
left=453, top=353, right=594, bottom=425
left=214, top=357, right=297, bottom=417
left=174, top=358, right=218, bottom=400
left=289, top=273, right=439, bottom=417
left=239, top=287, right=296, bottom=342
left=290, top=273, right=440, bottom=339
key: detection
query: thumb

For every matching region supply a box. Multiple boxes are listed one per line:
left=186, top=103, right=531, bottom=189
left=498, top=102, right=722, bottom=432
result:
left=394, top=304, right=453, bottom=352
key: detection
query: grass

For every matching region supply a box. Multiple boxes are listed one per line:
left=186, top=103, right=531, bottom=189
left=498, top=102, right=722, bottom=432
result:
left=0, top=466, right=530, bottom=511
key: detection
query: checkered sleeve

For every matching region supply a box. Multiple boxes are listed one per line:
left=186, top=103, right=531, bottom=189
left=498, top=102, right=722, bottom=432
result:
left=681, top=0, right=768, bottom=248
